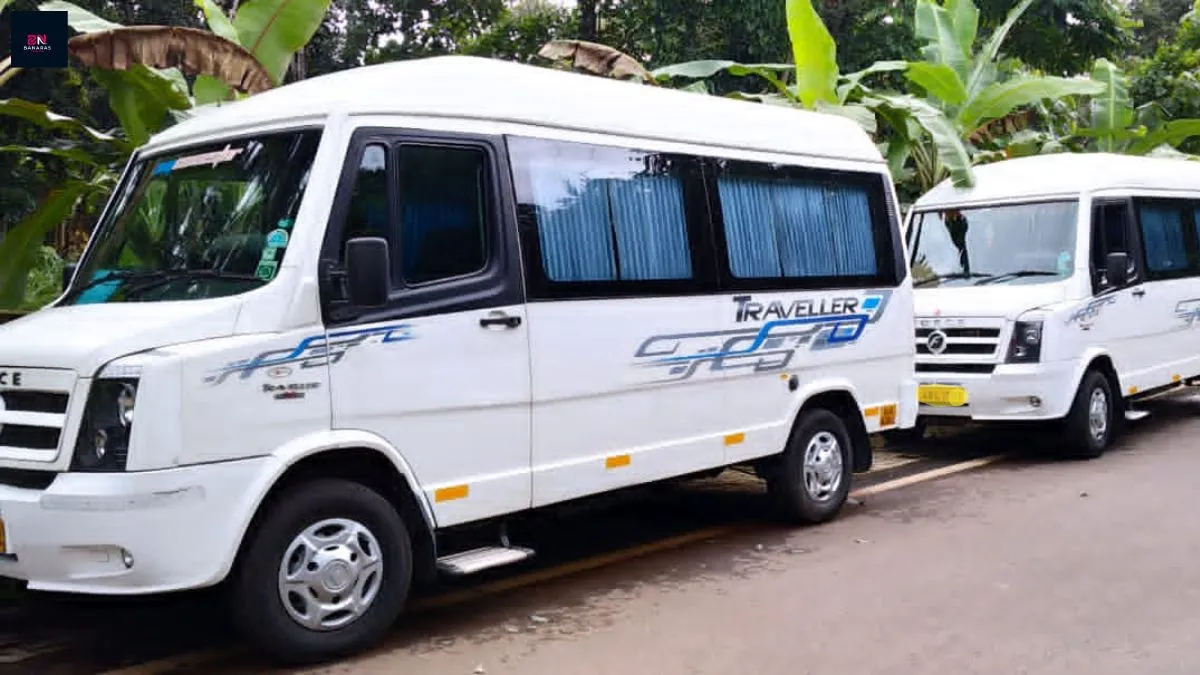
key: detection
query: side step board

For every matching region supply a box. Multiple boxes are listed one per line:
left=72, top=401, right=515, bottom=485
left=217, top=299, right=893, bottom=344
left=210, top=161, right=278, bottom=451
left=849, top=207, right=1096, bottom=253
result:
left=1125, top=409, right=1150, bottom=422
left=436, top=546, right=535, bottom=577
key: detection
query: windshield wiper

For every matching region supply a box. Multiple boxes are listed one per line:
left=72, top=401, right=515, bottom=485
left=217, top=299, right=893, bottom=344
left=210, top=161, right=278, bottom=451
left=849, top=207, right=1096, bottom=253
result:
left=121, top=269, right=264, bottom=298
left=70, top=270, right=174, bottom=295
left=913, top=272, right=991, bottom=287
left=973, top=270, right=1060, bottom=286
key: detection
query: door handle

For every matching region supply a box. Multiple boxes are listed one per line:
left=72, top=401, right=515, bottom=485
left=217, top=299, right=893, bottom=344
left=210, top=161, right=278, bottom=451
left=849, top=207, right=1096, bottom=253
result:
left=480, top=313, right=521, bottom=329
left=1131, top=287, right=1146, bottom=298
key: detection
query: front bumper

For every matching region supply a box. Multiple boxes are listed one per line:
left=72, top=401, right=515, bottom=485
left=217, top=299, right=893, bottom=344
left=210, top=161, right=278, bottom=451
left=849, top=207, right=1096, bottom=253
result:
left=916, top=359, right=1079, bottom=422
left=0, top=456, right=273, bottom=594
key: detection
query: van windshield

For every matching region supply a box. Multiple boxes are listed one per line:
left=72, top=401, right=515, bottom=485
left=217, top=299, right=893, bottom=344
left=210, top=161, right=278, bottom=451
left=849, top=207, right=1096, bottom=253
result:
left=63, top=129, right=322, bottom=306
left=908, top=200, right=1079, bottom=288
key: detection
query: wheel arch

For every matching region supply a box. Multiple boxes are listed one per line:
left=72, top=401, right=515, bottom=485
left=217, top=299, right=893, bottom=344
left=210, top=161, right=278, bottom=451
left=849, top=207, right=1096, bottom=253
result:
left=222, top=430, right=439, bottom=588
left=1074, top=349, right=1124, bottom=403
left=788, top=380, right=871, bottom=473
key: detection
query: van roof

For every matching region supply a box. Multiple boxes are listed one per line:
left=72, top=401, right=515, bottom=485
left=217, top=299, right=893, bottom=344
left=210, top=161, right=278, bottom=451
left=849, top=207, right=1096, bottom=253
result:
left=914, top=152, right=1200, bottom=209
left=146, top=55, right=884, bottom=165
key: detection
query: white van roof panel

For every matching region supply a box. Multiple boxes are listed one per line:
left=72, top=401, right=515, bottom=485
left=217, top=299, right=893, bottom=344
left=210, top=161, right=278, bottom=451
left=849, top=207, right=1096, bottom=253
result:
left=146, top=55, right=884, bottom=165
left=915, top=152, right=1200, bottom=209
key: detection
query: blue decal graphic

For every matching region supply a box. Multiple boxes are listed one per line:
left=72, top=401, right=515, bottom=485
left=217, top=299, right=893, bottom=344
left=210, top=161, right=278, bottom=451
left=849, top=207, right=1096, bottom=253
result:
left=633, top=290, right=892, bottom=383
left=1066, top=296, right=1117, bottom=329
left=205, top=324, right=414, bottom=385
left=1176, top=298, right=1200, bottom=328
left=151, top=159, right=177, bottom=177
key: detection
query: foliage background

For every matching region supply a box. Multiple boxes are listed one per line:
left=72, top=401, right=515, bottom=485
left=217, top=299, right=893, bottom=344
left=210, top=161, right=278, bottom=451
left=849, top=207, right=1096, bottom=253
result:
left=2, top=0, right=1199, bottom=310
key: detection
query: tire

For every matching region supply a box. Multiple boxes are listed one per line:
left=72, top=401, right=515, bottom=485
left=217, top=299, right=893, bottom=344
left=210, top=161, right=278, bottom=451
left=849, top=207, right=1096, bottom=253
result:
left=1060, top=369, right=1117, bottom=460
left=231, top=479, right=413, bottom=665
left=765, top=408, right=854, bottom=525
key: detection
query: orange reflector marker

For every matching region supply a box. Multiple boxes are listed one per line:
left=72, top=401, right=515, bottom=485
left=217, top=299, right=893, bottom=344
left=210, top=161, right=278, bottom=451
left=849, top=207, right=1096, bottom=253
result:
left=880, top=404, right=898, bottom=427
left=605, top=454, right=631, bottom=469
left=863, top=407, right=880, bottom=417
left=1129, top=386, right=1139, bottom=395
left=724, top=433, right=745, bottom=446
left=1173, top=374, right=1182, bottom=383
left=434, top=484, right=469, bottom=502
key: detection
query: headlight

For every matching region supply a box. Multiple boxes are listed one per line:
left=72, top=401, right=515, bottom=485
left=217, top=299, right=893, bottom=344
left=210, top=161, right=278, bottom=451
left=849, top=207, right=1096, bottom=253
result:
left=1005, top=320, right=1044, bottom=364
left=71, top=378, right=138, bottom=472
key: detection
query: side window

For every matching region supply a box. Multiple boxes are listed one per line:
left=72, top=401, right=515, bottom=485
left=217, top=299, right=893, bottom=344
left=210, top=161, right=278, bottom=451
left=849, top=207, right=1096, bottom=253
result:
left=508, top=136, right=694, bottom=284
left=713, top=161, right=884, bottom=280
left=1090, top=200, right=1137, bottom=289
left=396, top=144, right=490, bottom=286
left=1136, top=200, right=1189, bottom=277
left=340, top=144, right=391, bottom=255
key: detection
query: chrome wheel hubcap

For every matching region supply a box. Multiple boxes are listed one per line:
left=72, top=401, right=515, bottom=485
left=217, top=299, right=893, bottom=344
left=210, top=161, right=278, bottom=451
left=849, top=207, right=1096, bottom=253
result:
left=278, top=518, right=383, bottom=631
left=1088, top=387, right=1108, bottom=442
left=803, top=431, right=844, bottom=502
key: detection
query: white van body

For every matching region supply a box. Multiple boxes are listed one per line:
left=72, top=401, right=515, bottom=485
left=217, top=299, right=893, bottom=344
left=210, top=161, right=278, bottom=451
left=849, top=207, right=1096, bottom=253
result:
left=0, top=56, right=915, bottom=661
left=905, top=153, right=1200, bottom=456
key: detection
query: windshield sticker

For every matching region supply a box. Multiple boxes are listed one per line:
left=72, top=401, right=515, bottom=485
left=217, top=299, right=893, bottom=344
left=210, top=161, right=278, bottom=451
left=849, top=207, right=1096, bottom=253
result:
left=259, top=247, right=278, bottom=263
left=255, top=260, right=278, bottom=281
left=265, top=228, right=289, bottom=249
left=277, top=218, right=294, bottom=230
left=151, top=144, right=245, bottom=177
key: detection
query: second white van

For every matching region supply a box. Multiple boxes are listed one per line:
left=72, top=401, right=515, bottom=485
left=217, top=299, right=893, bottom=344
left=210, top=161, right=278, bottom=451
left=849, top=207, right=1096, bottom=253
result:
left=905, top=153, right=1200, bottom=457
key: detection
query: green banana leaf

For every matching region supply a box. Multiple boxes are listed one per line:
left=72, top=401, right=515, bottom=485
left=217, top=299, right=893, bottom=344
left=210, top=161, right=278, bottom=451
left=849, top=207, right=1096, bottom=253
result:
left=867, top=93, right=975, bottom=188
left=965, top=0, right=1035, bottom=98
left=905, top=62, right=968, bottom=106
left=914, top=0, right=970, bottom=82
left=785, top=0, right=838, bottom=108
left=234, top=0, right=333, bottom=85
left=0, top=182, right=91, bottom=310
left=1128, top=119, right=1200, bottom=155
left=1089, top=58, right=1134, bottom=153
left=958, top=76, right=1105, bottom=134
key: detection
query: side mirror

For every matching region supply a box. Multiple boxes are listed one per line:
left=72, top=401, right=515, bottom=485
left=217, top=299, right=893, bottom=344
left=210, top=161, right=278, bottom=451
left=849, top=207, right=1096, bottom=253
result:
left=62, top=262, right=77, bottom=291
left=1104, top=251, right=1130, bottom=288
left=344, top=237, right=391, bottom=307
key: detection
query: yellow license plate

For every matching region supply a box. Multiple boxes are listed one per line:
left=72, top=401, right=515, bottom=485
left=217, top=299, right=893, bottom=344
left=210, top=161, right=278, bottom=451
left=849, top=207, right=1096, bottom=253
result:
left=918, top=384, right=969, bottom=407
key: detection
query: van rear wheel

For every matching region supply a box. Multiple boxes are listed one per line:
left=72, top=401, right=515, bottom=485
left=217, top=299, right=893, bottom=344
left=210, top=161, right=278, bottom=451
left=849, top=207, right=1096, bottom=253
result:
left=766, top=409, right=853, bottom=525
left=1060, top=369, right=1116, bottom=460
left=231, top=478, right=412, bottom=664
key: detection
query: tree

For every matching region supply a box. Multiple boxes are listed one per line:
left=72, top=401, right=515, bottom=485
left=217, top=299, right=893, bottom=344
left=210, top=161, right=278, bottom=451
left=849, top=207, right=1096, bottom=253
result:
left=460, top=0, right=574, bottom=64
left=1130, top=12, right=1200, bottom=153
left=1129, top=0, right=1194, bottom=56
left=0, top=0, right=330, bottom=311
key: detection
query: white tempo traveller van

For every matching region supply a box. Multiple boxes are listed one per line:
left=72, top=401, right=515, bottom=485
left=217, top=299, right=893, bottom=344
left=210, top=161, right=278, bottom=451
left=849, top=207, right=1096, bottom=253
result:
left=0, top=56, right=915, bottom=662
left=906, top=153, right=1200, bottom=458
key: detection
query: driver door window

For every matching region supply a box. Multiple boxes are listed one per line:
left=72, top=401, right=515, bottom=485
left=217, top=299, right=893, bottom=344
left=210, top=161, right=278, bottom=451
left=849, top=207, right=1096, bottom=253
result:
left=1090, top=200, right=1140, bottom=292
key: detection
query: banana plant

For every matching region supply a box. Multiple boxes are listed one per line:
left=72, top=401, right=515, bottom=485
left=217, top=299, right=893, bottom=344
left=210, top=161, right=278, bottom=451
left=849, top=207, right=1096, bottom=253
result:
left=0, top=0, right=332, bottom=311
left=1019, top=58, right=1200, bottom=160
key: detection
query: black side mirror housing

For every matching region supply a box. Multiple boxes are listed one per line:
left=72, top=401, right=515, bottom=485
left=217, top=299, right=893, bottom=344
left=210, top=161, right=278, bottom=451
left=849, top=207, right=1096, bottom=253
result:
left=344, top=237, right=391, bottom=307
left=1104, top=251, right=1130, bottom=288
left=62, top=262, right=77, bottom=291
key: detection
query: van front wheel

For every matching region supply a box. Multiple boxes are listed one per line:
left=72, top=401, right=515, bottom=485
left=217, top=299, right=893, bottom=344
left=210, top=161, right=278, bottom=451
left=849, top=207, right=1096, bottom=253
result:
left=1061, top=369, right=1116, bottom=460
left=232, top=479, right=413, bottom=665
left=766, top=409, right=853, bottom=525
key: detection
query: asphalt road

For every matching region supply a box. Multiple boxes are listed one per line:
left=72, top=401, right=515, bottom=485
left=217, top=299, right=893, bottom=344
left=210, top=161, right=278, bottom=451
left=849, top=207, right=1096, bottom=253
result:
left=3, top=391, right=1200, bottom=674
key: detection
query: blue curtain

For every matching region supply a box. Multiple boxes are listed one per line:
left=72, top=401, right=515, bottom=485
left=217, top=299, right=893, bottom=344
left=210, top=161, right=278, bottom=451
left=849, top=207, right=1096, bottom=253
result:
left=529, top=170, right=691, bottom=282
left=1139, top=204, right=1188, bottom=273
left=717, top=176, right=877, bottom=278
left=399, top=201, right=473, bottom=277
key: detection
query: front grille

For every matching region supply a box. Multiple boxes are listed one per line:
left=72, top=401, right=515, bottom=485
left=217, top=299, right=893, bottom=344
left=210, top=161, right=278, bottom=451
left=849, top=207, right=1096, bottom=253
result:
left=0, top=426, right=60, bottom=450
left=1, top=391, right=69, bottom=414
left=914, top=317, right=1005, bottom=363
left=916, top=363, right=997, bottom=374
left=916, top=343, right=995, bottom=355
left=0, top=468, right=58, bottom=490
left=0, top=368, right=76, bottom=456
left=915, top=327, right=1001, bottom=339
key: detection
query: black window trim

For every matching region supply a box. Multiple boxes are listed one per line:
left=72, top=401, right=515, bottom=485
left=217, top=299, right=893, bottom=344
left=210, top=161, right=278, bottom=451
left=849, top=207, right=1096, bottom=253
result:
left=703, top=157, right=902, bottom=293
left=1129, top=196, right=1200, bottom=283
left=319, top=127, right=524, bottom=327
left=507, top=134, right=720, bottom=302
left=1089, top=196, right=1146, bottom=295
